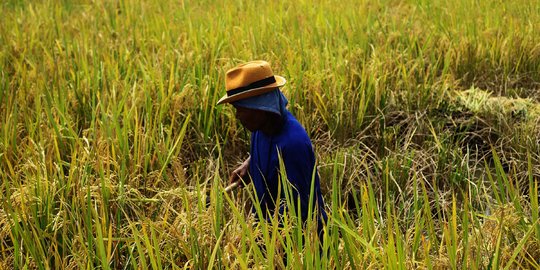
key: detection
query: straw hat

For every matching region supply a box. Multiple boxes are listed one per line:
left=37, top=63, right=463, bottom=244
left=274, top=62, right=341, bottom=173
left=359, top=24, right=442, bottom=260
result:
left=216, top=60, right=286, bottom=105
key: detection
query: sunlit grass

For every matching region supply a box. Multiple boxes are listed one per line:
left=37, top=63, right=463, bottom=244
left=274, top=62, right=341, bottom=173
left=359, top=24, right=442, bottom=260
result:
left=1, top=0, right=539, bottom=268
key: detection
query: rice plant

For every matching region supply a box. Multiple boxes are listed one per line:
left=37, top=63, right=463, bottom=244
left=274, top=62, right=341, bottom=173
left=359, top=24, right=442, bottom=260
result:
left=1, top=0, right=539, bottom=268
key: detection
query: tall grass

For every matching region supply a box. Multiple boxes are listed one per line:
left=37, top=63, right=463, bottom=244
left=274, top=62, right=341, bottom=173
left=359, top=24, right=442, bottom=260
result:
left=1, top=0, right=539, bottom=268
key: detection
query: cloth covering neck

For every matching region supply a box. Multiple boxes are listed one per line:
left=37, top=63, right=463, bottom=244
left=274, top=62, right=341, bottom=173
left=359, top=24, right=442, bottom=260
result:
left=231, top=89, right=288, bottom=116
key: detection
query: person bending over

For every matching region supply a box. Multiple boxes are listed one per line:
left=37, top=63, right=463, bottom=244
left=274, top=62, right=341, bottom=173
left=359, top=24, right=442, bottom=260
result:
left=217, top=60, right=327, bottom=235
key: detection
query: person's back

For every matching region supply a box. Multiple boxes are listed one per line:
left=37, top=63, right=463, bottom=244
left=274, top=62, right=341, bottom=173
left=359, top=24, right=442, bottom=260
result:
left=250, top=110, right=327, bottom=224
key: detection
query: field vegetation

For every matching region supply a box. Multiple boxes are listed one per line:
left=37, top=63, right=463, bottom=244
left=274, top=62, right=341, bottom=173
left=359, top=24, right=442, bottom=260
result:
left=1, top=0, right=539, bottom=268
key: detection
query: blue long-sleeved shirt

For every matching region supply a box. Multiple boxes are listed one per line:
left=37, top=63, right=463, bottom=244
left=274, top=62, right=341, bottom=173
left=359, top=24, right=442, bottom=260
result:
left=249, top=111, right=327, bottom=223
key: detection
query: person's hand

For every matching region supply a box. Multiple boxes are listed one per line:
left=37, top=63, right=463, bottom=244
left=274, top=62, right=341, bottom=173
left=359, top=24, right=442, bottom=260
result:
left=229, top=157, right=250, bottom=188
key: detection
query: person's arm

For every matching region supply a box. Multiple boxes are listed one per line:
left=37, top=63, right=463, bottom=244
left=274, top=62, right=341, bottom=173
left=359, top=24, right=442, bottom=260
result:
left=229, top=156, right=251, bottom=188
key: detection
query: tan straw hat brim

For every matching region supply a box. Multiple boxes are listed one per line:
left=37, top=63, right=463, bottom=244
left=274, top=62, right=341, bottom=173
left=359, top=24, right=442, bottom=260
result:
left=216, top=75, right=286, bottom=105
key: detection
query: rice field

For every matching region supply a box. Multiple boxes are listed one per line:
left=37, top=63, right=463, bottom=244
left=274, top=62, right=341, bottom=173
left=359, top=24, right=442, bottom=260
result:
left=1, top=0, right=539, bottom=269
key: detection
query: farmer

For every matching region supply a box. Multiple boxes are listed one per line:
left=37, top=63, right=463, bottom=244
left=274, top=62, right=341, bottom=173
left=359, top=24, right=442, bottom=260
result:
left=217, top=60, right=327, bottom=235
